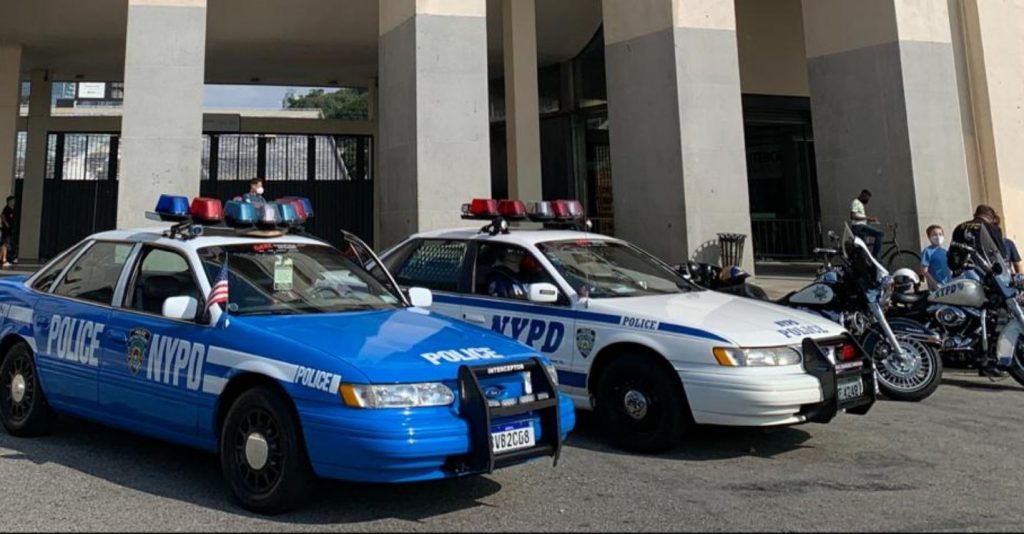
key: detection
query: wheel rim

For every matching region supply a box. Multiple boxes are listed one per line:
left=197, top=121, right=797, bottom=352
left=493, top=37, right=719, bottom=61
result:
left=873, top=337, right=936, bottom=393
left=232, top=408, right=283, bottom=494
left=3, top=354, right=35, bottom=423
left=622, top=389, right=649, bottom=420
left=610, top=378, right=661, bottom=433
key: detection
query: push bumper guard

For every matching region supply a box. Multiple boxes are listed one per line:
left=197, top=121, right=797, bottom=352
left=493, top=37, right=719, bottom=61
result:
left=800, top=335, right=876, bottom=424
left=447, top=357, right=562, bottom=474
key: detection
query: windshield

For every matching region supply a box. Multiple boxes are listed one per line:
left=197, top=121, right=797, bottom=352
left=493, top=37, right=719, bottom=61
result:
left=536, top=239, right=696, bottom=298
left=198, top=243, right=401, bottom=316
left=842, top=224, right=887, bottom=286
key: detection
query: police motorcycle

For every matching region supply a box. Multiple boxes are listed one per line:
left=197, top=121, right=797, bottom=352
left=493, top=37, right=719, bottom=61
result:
left=682, top=225, right=943, bottom=401
left=888, top=229, right=1024, bottom=386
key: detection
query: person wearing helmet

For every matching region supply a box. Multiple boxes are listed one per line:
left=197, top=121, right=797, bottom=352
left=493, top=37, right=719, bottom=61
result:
left=485, top=247, right=549, bottom=300
left=920, top=224, right=951, bottom=290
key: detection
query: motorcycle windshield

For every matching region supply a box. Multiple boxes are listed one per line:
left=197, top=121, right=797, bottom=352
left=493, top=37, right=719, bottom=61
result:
left=842, top=223, right=888, bottom=287
left=977, top=223, right=1012, bottom=283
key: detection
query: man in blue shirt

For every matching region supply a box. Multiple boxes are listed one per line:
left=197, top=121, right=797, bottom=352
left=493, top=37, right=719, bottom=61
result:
left=921, top=224, right=951, bottom=290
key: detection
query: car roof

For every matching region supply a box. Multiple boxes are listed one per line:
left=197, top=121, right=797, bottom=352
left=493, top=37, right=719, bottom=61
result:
left=410, top=226, right=623, bottom=247
left=87, top=227, right=330, bottom=254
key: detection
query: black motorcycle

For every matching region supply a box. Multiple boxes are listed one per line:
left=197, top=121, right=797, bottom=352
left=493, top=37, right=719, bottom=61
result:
left=889, top=232, right=1024, bottom=386
left=683, top=225, right=943, bottom=402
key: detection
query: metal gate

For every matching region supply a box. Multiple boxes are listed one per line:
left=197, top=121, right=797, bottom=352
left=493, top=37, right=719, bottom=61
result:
left=200, top=133, right=374, bottom=249
left=18, top=132, right=373, bottom=259
left=14, top=133, right=120, bottom=259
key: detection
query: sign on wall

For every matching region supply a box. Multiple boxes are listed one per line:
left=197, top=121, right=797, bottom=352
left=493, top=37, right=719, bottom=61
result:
left=77, top=83, right=106, bottom=99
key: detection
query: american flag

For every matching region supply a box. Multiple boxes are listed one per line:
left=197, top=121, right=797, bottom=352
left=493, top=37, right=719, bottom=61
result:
left=207, top=255, right=229, bottom=310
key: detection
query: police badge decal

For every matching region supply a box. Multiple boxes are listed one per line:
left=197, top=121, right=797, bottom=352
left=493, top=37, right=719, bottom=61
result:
left=576, top=328, right=596, bottom=359
left=127, top=327, right=152, bottom=376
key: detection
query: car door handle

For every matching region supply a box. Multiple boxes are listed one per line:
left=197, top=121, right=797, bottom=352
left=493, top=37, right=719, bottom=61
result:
left=463, top=313, right=487, bottom=324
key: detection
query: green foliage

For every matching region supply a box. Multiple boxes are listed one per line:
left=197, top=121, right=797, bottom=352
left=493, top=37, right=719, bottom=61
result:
left=283, top=88, right=369, bottom=120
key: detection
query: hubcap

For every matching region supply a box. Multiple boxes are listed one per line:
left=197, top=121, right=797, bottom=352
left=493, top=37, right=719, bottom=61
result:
left=10, top=373, right=26, bottom=404
left=623, top=389, right=649, bottom=420
left=874, top=337, right=935, bottom=392
left=244, top=432, right=269, bottom=470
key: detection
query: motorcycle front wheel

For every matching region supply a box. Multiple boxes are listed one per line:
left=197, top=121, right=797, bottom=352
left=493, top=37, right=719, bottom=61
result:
left=862, top=331, right=942, bottom=402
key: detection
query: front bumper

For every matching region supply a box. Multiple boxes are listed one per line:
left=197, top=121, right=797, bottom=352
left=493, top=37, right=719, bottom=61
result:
left=681, top=336, right=875, bottom=427
left=299, top=359, right=575, bottom=483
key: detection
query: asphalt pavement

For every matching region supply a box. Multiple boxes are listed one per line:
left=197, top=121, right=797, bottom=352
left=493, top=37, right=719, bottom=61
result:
left=1, top=371, right=1022, bottom=532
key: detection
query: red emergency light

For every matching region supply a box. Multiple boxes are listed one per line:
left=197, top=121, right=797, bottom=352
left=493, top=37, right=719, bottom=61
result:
left=464, top=198, right=498, bottom=218
left=839, top=343, right=858, bottom=362
left=190, top=197, right=224, bottom=223
left=497, top=199, right=527, bottom=219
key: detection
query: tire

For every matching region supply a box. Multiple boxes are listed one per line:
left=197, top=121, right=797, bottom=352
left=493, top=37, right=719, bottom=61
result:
left=220, top=386, right=313, bottom=514
left=0, top=342, right=54, bottom=437
left=595, top=356, right=688, bottom=453
left=885, top=249, right=921, bottom=274
left=1008, top=339, right=1024, bottom=388
left=863, top=330, right=942, bottom=402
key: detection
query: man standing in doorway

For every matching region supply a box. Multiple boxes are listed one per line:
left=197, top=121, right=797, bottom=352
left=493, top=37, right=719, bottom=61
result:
left=850, top=189, right=884, bottom=257
left=1, top=196, right=17, bottom=267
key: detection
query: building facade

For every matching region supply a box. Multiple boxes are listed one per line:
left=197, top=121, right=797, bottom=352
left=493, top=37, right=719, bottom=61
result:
left=1, top=0, right=1022, bottom=271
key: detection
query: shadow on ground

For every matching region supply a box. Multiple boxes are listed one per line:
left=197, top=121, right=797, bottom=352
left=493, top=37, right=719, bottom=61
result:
left=565, top=411, right=813, bottom=461
left=0, top=416, right=501, bottom=524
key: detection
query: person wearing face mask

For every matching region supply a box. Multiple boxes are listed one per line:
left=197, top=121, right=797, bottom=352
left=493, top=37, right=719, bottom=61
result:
left=920, top=225, right=951, bottom=290
left=242, top=177, right=267, bottom=207
left=849, top=189, right=884, bottom=257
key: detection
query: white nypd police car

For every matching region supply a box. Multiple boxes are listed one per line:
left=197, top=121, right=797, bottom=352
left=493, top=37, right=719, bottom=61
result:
left=380, top=199, right=875, bottom=453
left=0, top=195, right=573, bottom=513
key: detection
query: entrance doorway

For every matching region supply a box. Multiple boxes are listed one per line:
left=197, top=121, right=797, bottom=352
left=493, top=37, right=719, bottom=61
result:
left=743, top=95, right=821, bottom=261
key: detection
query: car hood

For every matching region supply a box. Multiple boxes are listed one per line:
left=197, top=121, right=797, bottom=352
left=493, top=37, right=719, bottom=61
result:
left=238, top=309, right=539, bottom=383
left=586, top=290, right=846, bottom=347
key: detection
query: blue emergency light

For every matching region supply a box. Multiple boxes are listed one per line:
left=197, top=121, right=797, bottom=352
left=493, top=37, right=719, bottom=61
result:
left=224, top=200, right=258, bottom=227
left=154, top=194, right=191, bottom=221
left=281, top=196, right=314, bottom=219
left=277, top=202, right=299, bottom=226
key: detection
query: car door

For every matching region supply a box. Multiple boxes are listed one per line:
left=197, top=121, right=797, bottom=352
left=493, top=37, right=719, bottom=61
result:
left=99, top=245, right=209, bottom=438
left=33, top=240, right=133, bottom=413
left=458, top=242, right=575, bottom=368
left=389, top=238, right=470, bottom=320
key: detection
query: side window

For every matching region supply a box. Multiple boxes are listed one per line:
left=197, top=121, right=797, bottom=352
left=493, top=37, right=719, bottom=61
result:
left=52, top=241, right=134, bottom=305
left=125, top=247, right=202, bottom=315
left=473, top=243, right=558, bottom=301
left=394, top=240, right=467, bottom=292
left=30, top=241, right=88, bottom=292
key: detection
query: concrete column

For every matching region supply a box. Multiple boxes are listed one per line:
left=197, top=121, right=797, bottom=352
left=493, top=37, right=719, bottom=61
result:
left=955, top=0, right=1024, bottom=242
left=20, top=70, right=50, bottom=261
left=502, top=0, right=542, bottom=201
left=803, top=0, right=972, bottom=250
left=378, top=0, right=491, bottom=247
left=0, top=45, right=21, bottom=200
left=602, top=0, right=754, bottom=269
left=118, top=0, right=207, bottom=229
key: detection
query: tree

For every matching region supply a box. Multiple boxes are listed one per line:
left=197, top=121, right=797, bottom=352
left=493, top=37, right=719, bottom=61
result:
left=283, top=88, right=369, bottom=120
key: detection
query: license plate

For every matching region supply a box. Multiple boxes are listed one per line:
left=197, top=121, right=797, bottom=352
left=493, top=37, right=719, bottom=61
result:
left=837, top=376, right=864, bottom=402
left=491, top=420, right=535, bottom=454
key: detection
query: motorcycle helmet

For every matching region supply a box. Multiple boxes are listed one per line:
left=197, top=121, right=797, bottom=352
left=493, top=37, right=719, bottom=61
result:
left=519, top=254, right=542, bottom=274
left=892, top=268, right=920, bottom=293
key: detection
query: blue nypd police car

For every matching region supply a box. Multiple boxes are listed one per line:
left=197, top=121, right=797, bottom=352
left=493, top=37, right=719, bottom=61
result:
left=0, top=195, right=573, bottom=513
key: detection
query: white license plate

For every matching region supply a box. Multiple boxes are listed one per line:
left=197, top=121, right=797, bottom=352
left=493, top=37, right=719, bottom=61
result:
left=491, top=420, right=535, bottom=454
left=837, top=376, right=864, bottom=402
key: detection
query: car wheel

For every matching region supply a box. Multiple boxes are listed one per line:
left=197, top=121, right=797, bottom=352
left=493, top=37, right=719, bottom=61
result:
left=0, top=341, right=54, bottom=437
left=220, top=386, right=313, bottom=514
left=595, top=356, right=688, bottom=453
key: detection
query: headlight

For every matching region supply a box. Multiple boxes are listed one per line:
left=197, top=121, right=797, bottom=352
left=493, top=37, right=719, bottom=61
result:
left=339, top=382, right=454, bottom=408
left=713, top=346, right=802, bottom=367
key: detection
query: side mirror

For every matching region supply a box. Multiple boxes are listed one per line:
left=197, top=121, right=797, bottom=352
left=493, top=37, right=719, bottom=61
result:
left=163, top=296, right=199, bottom=321
left=527, top=282, right=559, bottom=304
left=408, top=287, right=433, bottom=308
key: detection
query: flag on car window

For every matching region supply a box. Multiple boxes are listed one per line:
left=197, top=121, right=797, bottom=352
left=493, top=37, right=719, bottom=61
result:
left=208, top=255, right=229, bottom=309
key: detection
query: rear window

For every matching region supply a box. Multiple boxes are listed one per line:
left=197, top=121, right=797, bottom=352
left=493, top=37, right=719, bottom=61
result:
left=393, top=240, right=467, bottom=292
